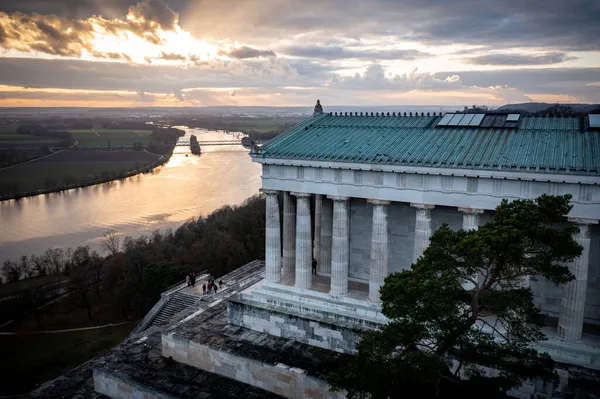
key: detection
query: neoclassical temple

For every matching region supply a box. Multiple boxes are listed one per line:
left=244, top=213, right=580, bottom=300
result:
left=91, top=104, right=600, bottom=399
left=248, top=105, right=600, bottom=355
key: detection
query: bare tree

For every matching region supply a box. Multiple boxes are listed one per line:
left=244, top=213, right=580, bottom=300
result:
left=102, top=230, right=121, bottom=256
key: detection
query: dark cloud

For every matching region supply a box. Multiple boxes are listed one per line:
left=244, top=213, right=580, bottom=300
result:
left=125, top=0, right=178, bottom=44
left=0, top=0, right=180, bottom=56
left=0, top=57, right=308, bottom=93
left=181, top=0, right=600, bottom=52
left=281, top=45, right=430, bottom=61
left=221, top=46, right=276, bottom=59
left=461, top=52, right=577, bottom=66
left=433, top=67, right=600, bottom=101
left=159, top=51, right=187, bottom=61
left=0, top=22, right=8, bottom=43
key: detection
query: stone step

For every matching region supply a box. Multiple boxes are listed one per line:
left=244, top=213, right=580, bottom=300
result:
left=240, top=287, right=386, bottom=327
left=148, top=261, right=265, bottom=329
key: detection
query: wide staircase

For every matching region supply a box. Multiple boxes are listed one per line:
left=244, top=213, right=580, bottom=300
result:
left=143, top=260, right=265, bottom=331
left=148, top=292, right=200, bottom=328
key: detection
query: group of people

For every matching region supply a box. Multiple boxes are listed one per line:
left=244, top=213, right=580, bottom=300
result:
left=186, top=271, right=198, bottom=287
left=202, top=277, right=223, bottom=295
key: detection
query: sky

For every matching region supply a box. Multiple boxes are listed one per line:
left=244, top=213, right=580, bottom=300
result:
left=0, top=0, right=598, bottom=107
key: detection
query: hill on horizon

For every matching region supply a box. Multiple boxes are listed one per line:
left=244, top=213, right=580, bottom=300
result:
left=496, top=102, right=600, bottom=113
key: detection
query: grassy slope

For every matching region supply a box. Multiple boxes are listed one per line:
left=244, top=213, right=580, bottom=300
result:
left=0, top=323, right=133, bottom=395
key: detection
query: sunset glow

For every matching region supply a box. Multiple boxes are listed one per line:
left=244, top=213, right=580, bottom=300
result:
left=0, top=0, right=598, bottom=107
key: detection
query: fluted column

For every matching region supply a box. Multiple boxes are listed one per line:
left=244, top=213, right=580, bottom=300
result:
left=292, top=192, right=312, bottom=290
left=411, top=203, right=435, bottom=264
left=314, top=194, right=322, bottom=259
left=262, top=189, right=281, bottom=283
left=329, top=196, right=350, bottom=296
left=368, top=199, right=390, bottom=302
left=557, top=218, right=597, bottom=341
left=319, top=198, right=333, bottom=274
left=282, top=191, right=296, bottom=276
left=458, top=207, right=484, bottom=290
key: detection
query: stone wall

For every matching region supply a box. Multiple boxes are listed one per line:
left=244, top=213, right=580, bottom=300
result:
left=228, top=298, right=366, bottom=354
left=162, top=333, right=346, bottom=399
left=93, top=368, right=176, bottom=399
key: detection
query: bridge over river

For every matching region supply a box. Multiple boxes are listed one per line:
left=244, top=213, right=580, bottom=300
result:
left=175, top=140, right=266, bottom=146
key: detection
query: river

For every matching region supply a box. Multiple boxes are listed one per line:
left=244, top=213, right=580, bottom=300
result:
left=0, top=128, right=262, bottom=264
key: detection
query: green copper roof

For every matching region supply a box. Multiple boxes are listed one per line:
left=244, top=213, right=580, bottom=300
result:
left=257, top=113, right=600, bottom=175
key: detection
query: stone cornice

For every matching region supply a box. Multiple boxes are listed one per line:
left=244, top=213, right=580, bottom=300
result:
left=252, top=156, right=600, bottom=185
left=567, top=217, right=599, bottom=225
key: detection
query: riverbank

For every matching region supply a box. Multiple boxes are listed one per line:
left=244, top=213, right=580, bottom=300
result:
left=0, top=149, right=172, bottom=202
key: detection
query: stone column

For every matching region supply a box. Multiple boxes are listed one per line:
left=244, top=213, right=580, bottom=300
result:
left=459, top=207, right=483, bottom=231
left=557, top=218, right=597, bottom=341
left=314, top=194, right=322, bottom=259
left=319, top=197, right=333, bottom=274
left=292, top=192, right=312, bottom=290
left=368, top=199, right=390, bottom=302
left=262, top=189, right=281, bottom=283
left=329, top=196, right=350, bottom=296
left=282, top=191, right=296, bottom=276
left=411, top=203, right=435, bottom=264
left=458, top=207, right=484, bottom=290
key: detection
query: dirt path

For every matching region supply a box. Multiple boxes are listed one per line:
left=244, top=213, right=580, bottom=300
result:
left=0, top=321, right=132, bottom=335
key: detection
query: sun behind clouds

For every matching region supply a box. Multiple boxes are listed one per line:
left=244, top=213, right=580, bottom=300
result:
left=88, top=24, right=220, bottom=64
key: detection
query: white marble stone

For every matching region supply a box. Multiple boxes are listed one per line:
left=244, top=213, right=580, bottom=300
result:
left=558, top=218, right=598, bottom=341
left=368, top=199, right=389, bottom=302
left=292, top=192, right=312, bottom=289
left=314, top=194, right=322, bottom=259
left=329, top=196, right=349, bottom=296
left=262, top=189, right=281, bottom=284
left=319, top=197, right=333, bottom=274
left=458, top=207, right=484, bottom=290
left=282, top=191, right=296, bottom=275
left=411, top=203, right=435, bottom=264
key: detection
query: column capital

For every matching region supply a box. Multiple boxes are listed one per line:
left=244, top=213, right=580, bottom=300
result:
left=458, top=207, right=484, bottom=215
left=410, top=202, right=435, bottom=210
left=291, top=191, right=311, bottom=198
left=260, top=189, right=279, bottom=196
left=327, top=195, right=349, bottom=202
left=567, top=217, right=598, bottom=225
left=368, top=199, right=390, bottom=206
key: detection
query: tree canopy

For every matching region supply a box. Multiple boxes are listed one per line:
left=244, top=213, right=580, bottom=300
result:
left=329, top=195, right=582, bottom=399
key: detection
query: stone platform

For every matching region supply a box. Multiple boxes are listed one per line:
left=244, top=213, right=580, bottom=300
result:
left=161, top=299, right=349, bottom=398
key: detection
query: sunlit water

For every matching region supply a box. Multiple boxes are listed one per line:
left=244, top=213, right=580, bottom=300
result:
left=0, top=129, right=262, bottom=264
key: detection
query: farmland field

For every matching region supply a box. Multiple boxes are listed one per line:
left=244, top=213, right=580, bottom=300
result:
left=0, top=150, right=161, bottom=196
left=68, top=128, right=154, bottom=147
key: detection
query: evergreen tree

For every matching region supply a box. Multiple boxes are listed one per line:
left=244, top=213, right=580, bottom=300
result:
left=329, top=195, right=582, bottom=398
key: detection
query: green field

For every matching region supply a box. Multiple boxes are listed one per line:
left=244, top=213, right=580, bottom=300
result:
left=0, top=323, right=133, bottom=395
left=0, top=150, right=161, bottom=196
left=68, top=129, right=154, bottom=147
